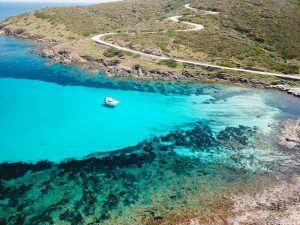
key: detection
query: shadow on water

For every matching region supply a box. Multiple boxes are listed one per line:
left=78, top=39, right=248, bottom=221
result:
left=101, top=104, right=117, bottom=109
left=0, top=36, right=250, bottom=99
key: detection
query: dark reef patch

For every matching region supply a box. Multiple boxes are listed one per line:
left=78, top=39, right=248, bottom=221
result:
left=0, top=161, right=52, bottom=180
left=0, top=122, right=294, bottom=224
left=217, top=125, right=256, bottom=147
left=27, top=211, right=54, bottom=225
left=59, top=209, right=82, bottom=224
left=0, top=218, right=6, bottom=225
left=0, top=58, right=250, bottom=100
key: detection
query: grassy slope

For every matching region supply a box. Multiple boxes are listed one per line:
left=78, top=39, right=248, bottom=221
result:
left=30, top=0, right=185, bottom=35
left=1, top=0, right=187, bottom=40
left=0, top=0, right=299, bottom=83
left=105, top=0, right=300, bottom=74
left=190, top=0, right=300, bottom=60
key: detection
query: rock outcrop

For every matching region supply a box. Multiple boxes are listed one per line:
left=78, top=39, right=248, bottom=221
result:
left=1, top=27, right=299, bottom=98
left=269, top=84, right=300, bottom=97
left=29, top=48, right=300, bottom=98
left=31, top=48, right=87, bottom=65
left=277, top=120, right=300, bottom=152
left=2, top=27, right=59, bottom=45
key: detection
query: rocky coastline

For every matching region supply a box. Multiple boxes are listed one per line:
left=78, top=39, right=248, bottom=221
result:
left=32, top=47, right=300, bottom=98
left=1, top=120, right=299, bottom=224
left=228, top=175, right=300, bottom=225
left=1, top=29, right=300, bottom=98
left=277, top=120, right=300, bottom=153
left=1, top=27, right=60, bottom=45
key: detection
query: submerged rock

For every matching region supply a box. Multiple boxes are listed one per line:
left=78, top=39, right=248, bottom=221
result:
left=0, top=161, right=52, bottom=180
left=59, top=210, right=83, bottom=224
left=217, top=125, right=255, bottom=147
left=0, top=218, right=6, bottom=225
left=0, top=121, right=298, bottom=224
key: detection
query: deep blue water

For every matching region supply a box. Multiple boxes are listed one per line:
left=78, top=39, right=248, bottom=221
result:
left=0, top=2, right=300, bottom=163
left=0, top=1, right=95, bottom=21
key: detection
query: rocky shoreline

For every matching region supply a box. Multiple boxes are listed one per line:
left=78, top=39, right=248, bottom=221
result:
left=1, top=29, right=300, bottom=98
left=33, top=47, right=300, bottom=98
left=1, top=120, right=298, bottom=224
left=0, top=27, right=60, bottom=45
left=228, top=175, right=300, bottom=225
left=277, top=120, right=300, bottom=153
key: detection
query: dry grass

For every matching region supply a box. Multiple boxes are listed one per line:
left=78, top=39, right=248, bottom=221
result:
left=1, top=0, right=299, bottom=80
left=1, top=13, right=79, bottom=41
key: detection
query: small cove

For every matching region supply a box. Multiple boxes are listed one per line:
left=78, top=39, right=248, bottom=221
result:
left=0, top=35, right=299, bottom=163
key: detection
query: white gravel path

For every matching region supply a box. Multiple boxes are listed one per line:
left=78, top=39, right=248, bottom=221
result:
left=92, top=4, right=300, bottom=80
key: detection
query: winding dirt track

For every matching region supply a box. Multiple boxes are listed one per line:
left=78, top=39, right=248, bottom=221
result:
left=92, top=4, right=300, bottom=80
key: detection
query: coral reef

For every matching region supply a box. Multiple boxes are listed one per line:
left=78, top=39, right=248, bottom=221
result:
left=0, top=122, right=298, bottom=224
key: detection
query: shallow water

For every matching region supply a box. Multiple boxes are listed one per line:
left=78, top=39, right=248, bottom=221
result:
left=0, top=77, right=210, bottom=162
left=1, top=36, right=298, bottom=162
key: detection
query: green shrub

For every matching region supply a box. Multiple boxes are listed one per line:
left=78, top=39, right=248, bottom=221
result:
left=281, top=50, right=297, bottom=60
left=219, top=60, right=235, bottom=67
left=158, top=59, right=178, bottom=68
left=67, top=36, right=76, bottom=40
left=157, top=42, right=170, bottom=53
left=270, top=63, right=299, bottom=74
left=125, top=51, right=140, bottom=58
left=82, top=31, right=90, bottom=37
left=34, top=12, right=50, bottom=20
left=103, top=47, right=124, bottom=58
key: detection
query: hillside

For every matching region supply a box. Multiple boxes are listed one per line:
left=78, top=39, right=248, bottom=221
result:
left=0, top=0, right=184, bottom=40
left=103, top=0, right=300, bottom=74
left=0, top=0, right=299, bottom=85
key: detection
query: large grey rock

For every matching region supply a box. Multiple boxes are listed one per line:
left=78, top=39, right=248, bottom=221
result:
left=269, top=84, right=300, bottom=97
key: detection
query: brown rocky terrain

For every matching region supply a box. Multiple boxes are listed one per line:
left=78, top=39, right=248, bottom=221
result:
left=29, top=47, right=300, bottom=98
left=228, top=175, right=300, bottom=225
left=277, top=120, right=300, bottom=152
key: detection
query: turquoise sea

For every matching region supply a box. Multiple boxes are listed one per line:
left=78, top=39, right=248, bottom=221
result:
left=0, top=2, right=299, bottom=224
left=1, top=35, right=299, bottom=163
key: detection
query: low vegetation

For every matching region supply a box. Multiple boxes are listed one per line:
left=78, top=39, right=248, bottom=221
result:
left=32, top=0, right=184, bottom=36
left=158, top=59, right=178, bottom=68
left=103, top=0, right=300, bottom=74
left=103, top=47, right=125, bottom=58
left=0, top=0, right=299, bottom=84
left=269, top=63, right=299, bottom=75
left=190, top=0, right=300, bottom=61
